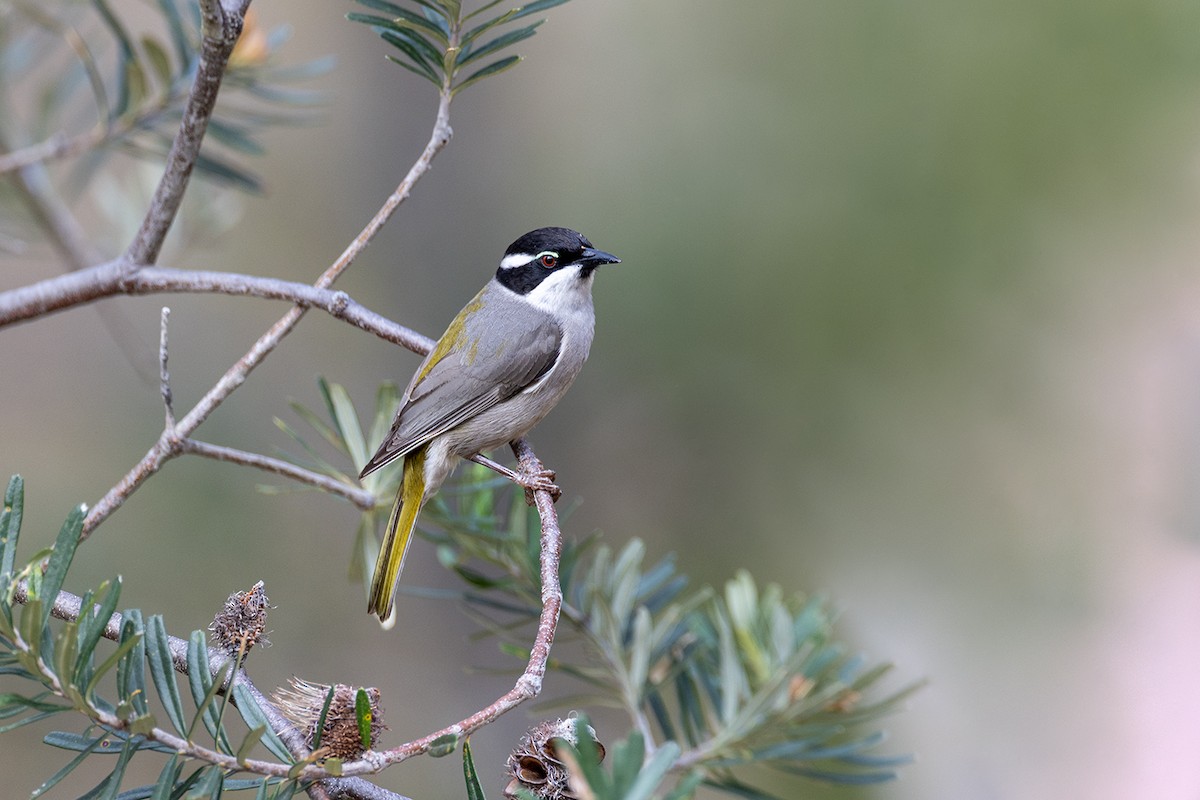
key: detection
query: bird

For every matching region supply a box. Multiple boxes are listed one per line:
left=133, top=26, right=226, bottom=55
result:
left=359, top=227, right=621, bottom=625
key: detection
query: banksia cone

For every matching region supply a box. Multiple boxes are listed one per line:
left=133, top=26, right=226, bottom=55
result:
left=504, top=717, right=605, bottom=800
left=209, top=581, right=270, bottom=656
left=274, top=678, right=385, bottom=760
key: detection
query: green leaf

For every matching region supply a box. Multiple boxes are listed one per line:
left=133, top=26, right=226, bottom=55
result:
left=311, top=685, right=336, bottom=749
left=270, top=779, right=298, bottom=800
left=75, top=578, right=122, bottom=691
left=154, top=0, right=191, bottom=73
left=191, top=149, right=263, bottom=193
left=346, top=11, right=448, bottom=46
left=117, top=609, right=148, bottom=716
left=0, top=709, right=65, bottom=733
left=368, top=382, right=402, bottom=451
left=327, top=382, right=369, bottom=470
left=149, top=753, right=182, bottom=800
left=627, top=606, right=652, bottom=704
left=625, top=740, right=681, bottom=800
left=18, top=596, right=45, bottom=660
left=552, top=718, right=606, bottom=795
left=237, top=724, right=267, bottom=765
left=185, top=632, right=233, bottom=751
left=509, top=0, right=572, bottom=22
left=206, top=117, right=266, bottom=155
left=145, top=614, right=186, bottom=734
left=289, top=397, right=345, bottom=454
left=356, top=0, right=452, bottom=32
left=457, top=22, right=542, bottom=67
left=461, top=7, right=520, bottom=44
left=663, top=768, right=704, bottom=800
left=232, top=682, right=294, bottom=763
left=91, top=0, right=137, bottom=118
left=380, top=32, right=442, bottom=83
left=86, top=633, right=143, bottom=702
left=0, top=475, right=24, bottom=585
left=0, top=693, right=69, bottom=713
left=462, top=738, right=486, bottom=800
left=124, top=58, right=149, bottom=118
left=273, top=417, right=344, bottom=478
left=92, top=734, right=136, bottom=800
left=46, top=730, right=172, bottom=758
left=39, top=503, right=85, bottom=628
left=183, top=765, right=222, bottom=799
left=33, top=733, right=106, bottom=799
left=608, top=731, right=644, bottom=799
left=452, top=54, right=520, bottom=95
left=53, top=620, right=81, bottom=698
left=462, top=0, right=507, bottom=23
left=355, top=687, right=372, bottom=750
left=429, top=731, right=459, bottom=757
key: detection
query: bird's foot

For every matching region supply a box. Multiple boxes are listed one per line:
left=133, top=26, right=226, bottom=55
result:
left=516, top=466, right=561, bottom=505
left=469, top=454, right=561, bottom=504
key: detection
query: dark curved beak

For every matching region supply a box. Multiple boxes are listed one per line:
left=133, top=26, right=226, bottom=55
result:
left=579, top=247, right=621, bottom=270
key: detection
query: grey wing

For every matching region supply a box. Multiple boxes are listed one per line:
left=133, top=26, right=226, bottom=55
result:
left=359, top=314, right=562, bottom=477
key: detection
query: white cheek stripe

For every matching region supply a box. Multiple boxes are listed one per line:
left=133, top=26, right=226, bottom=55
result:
left=500, top=253, right=536, bottom=270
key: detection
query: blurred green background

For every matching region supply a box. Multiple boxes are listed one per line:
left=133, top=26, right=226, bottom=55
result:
left=7, top=0, right=1200, bottom=797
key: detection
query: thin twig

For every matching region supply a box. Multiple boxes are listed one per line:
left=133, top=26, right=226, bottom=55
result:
left=0, top=131, right=98, bottom=269
left=160, top=307, right=176, bottom=428
left=125, top=0, right=250, bottom=266
left=181, top=439, right=377, bottom=510
left=0, top=131, right=86, bottom=175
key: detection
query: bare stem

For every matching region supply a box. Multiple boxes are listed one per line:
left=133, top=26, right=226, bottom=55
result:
left=160, top=307, right=176, bottom=428
left=181, top=439, right=376, bottom=510
left=125, top=0, right=251, bottom=265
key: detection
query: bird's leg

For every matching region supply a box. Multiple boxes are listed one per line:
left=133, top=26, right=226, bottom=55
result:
left=469, top=453, right=561, bottom=504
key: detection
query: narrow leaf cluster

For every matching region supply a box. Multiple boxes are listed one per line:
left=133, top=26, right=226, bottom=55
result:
left=432, top=489, right=919, bottom=799
left=347, top=0, right=572, bottom=95
left=0, top=477, right=302, bottom=798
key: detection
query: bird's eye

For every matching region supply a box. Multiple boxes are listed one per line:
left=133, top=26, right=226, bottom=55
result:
left=538, top=252, right=558, bottom=269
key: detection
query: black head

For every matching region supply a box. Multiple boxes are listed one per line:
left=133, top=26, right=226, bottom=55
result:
left=495, top=227, right=621, bottom=295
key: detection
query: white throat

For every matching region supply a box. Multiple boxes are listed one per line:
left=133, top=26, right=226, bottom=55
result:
left=523, top=266, right=597, bottom=320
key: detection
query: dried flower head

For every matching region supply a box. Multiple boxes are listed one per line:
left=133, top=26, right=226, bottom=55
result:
left=208, top=581, right=271, bottom=655
left=273, top=678, right=385, bottom=760
left=504, top=717, right=605, bottom=800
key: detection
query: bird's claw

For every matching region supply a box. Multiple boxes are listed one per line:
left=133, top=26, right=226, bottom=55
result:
left=517, top=467, right=561, bottom=505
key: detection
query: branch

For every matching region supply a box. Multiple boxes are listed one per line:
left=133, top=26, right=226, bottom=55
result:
left=181, top=438, right=376, bottom=511
left=0, top=261, right=433, bottom=351
left=332, top=438, right=564, bottom=777
left=125, top=0, right=251, bottom=265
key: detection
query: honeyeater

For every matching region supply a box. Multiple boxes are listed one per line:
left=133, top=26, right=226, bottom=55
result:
left=359, top=227, right=621, bottom=625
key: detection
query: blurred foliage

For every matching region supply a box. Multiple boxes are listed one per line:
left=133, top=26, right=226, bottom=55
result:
left=347, top=0, right=571, bottom=95
left=282, top=381, right=920, bottom=799
left=0, top=0, right=327, bottom=195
